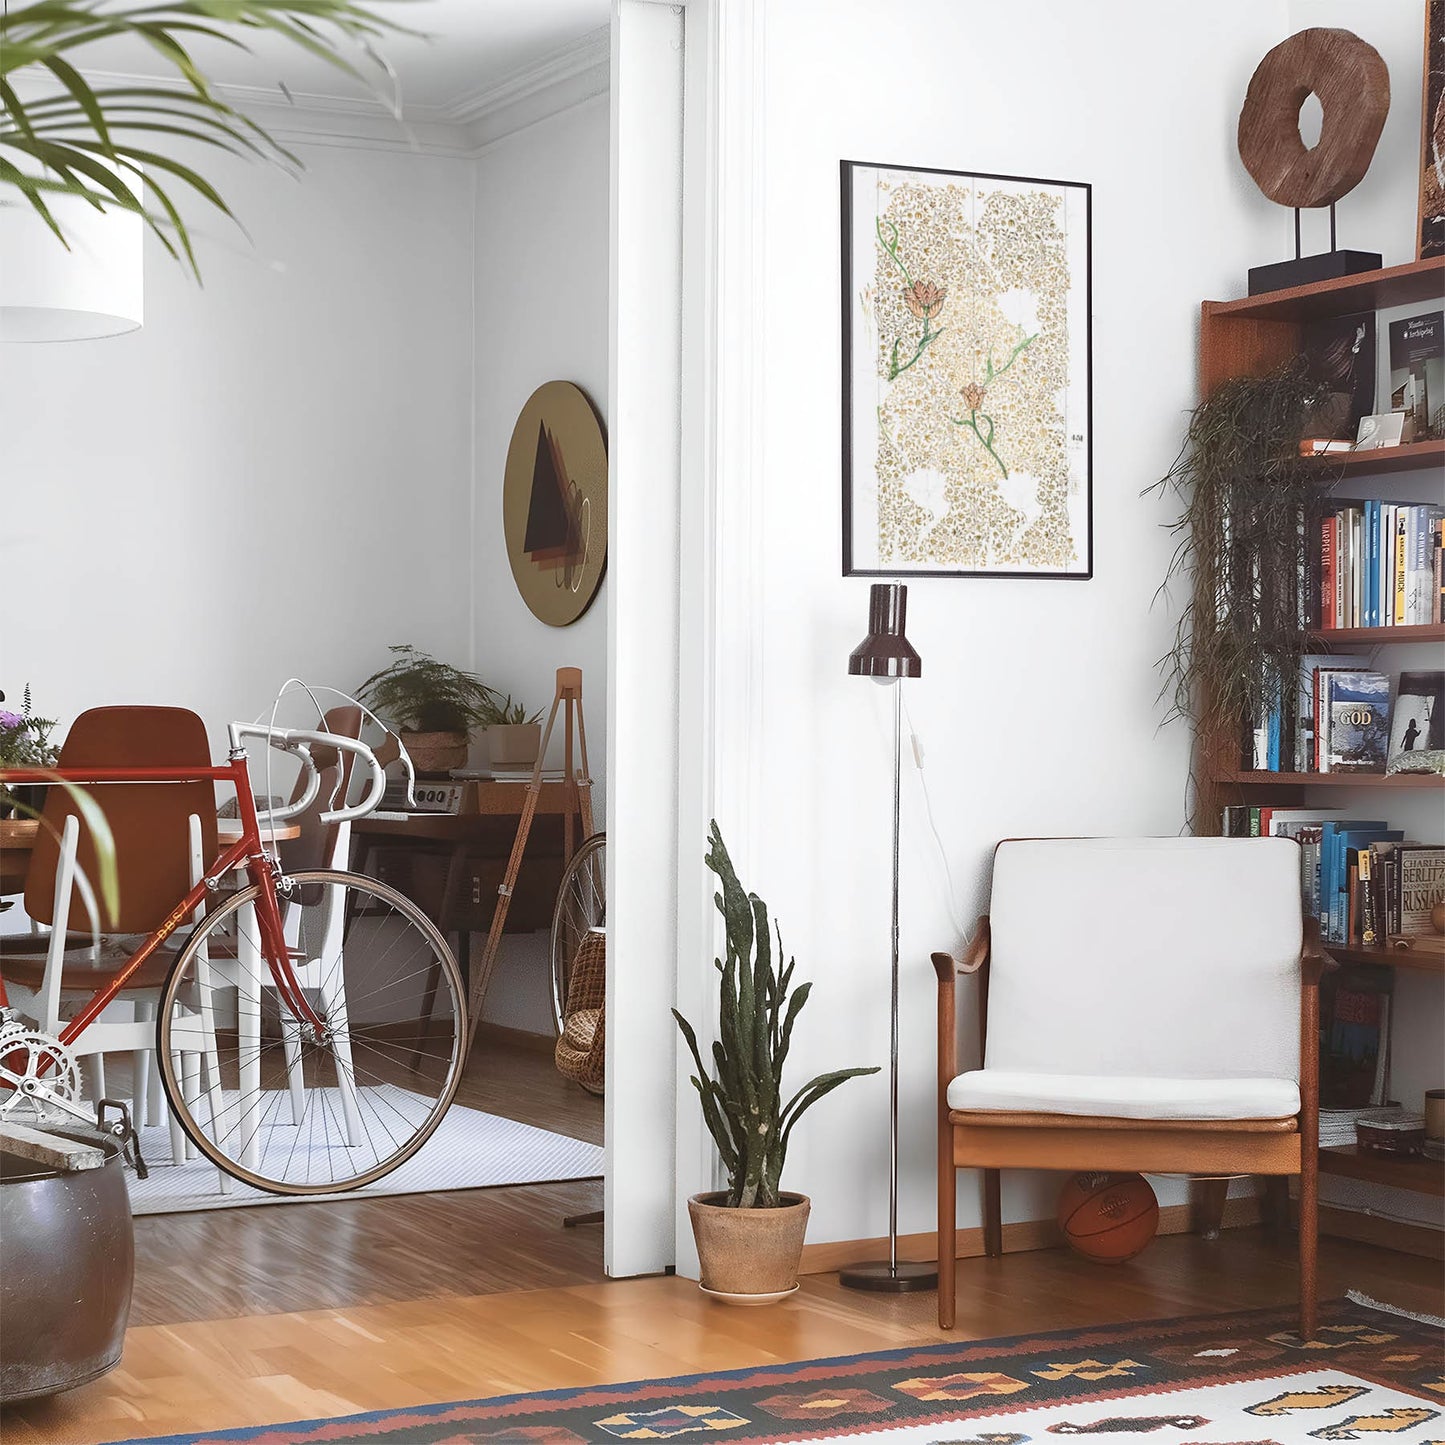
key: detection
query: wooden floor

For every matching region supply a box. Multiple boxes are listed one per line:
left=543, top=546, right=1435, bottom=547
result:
left=131, top=1026, right=606, bottom=1325
left=6, top=1230, right=1442, bottom=1445
left=5, top=1039, right=1443, bottom=1443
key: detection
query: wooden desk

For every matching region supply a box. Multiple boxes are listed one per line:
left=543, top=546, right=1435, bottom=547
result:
left=351, top=780, right=590, bottom=988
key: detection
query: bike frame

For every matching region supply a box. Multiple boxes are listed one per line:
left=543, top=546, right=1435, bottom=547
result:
left=0, top=752, right=326, bottom=1044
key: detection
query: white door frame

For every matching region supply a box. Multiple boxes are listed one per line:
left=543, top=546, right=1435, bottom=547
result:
left=606, top=0, right=766, bottom=1278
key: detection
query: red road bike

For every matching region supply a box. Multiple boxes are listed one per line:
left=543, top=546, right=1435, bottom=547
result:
left=0, top=722, right=466, bottom=1194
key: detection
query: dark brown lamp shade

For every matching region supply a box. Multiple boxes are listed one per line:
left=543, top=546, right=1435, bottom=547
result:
left=847, top=582, right=922, bottom=680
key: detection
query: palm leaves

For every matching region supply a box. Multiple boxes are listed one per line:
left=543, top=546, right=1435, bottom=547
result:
left=1, top=1, right=409, bottom=277
left=673, top=822, right=878, bottom=1209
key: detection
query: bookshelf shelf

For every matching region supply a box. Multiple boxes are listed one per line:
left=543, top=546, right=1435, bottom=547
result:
left=1213, top=770, right=1445, bottom=789
left=1307, top=623, right=1445, bottom=645
left=1319, top=1144, right=1445, bottom=1197
left=1323, top=943, right=1445, bottom=976
left=1205, top=256, right=1445, bottom=324
left=1310, top=438, right=1445, bottom=479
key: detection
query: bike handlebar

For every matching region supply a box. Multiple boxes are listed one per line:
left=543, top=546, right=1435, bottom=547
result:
left=227, top=722, right=403, bottom=825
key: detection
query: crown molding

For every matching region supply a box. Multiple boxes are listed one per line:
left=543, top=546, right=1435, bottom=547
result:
left=444, top=25, right=610, bottom=137
left=15, top=26, right=612, bottom=158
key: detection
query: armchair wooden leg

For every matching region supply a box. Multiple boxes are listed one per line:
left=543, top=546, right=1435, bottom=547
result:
left=982, top=1169, right=1002, bottom=1258
left=1260, top=1175, right=1291, bottom=1241
left=1191, top=1177, right=1230, bottom=1239
left=1298, top=1158, right=1318, bottom=1341
left=938, top=1148, right=956, bottom=1329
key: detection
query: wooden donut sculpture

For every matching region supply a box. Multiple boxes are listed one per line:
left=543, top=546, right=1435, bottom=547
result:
left=1238, top=28, right=1390, bottom=209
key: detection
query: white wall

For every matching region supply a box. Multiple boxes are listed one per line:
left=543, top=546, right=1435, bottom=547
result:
left=470, top=96, right=613, bottom=1032
left=709, top=0, right=1314, bottom=1249
left=0, top=142, right=475, bottom=741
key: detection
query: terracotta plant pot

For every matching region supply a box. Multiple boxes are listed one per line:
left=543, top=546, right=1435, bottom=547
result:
left=687, top=1191, right=810, bottom=1303
left=486, top=723, right=542, bottom=769
left=401, top=730, right=469, bottom=778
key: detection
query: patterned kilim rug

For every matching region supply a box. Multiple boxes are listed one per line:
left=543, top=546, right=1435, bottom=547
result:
left=109, top=1294, right=1442, bottom=1445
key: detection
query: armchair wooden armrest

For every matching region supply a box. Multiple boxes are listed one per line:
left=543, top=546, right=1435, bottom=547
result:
left=932, top=916, right=991, bottom=981
left=1300, top=915, right=1330, bottom=988
left=933, top=917, right=990, bottom=1099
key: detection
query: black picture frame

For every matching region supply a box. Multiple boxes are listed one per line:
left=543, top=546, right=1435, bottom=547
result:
left=841, top=158, right=1093, bottom=579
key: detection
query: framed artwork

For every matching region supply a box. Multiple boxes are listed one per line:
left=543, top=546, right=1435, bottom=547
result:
left=1421, top=0, right=1445, bottom=259
left=502, top=380, right=608, bottom=626
left=841, top=160, right=1092, bottom=579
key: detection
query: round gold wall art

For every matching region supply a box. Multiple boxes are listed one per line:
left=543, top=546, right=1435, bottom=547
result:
left=502, top=381, right=608, bottom=627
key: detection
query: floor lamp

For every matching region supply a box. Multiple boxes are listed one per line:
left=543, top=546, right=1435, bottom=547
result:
left=839, top=582, right=937, bottom=1293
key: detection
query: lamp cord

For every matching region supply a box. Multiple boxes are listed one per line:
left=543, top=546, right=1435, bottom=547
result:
left=899, top=689, right=969, bottom=941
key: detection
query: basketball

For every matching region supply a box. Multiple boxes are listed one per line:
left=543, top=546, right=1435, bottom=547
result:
left=1056, top=1172, right=1159, bottom=1264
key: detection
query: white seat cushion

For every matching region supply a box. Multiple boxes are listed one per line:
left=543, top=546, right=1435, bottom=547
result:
left=947, top=1069, right=1300, bottom=1121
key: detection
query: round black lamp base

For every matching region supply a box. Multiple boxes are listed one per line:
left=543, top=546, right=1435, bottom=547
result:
left=837, top=1259, right=938, bottom=1293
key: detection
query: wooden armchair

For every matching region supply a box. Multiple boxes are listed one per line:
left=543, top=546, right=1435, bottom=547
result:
left=932, top=837, right=1323, bottom=1338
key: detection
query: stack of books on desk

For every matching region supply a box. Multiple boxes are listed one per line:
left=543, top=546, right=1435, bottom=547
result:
left=1319, top=1104, right=1401, bottom=1147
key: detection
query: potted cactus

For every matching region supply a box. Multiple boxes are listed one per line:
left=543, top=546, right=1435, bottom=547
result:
left=673, top=823, right=878, bottom=1303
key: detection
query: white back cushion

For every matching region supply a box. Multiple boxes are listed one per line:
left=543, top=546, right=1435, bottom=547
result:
left=985, top=838, right=1302, bottom=1083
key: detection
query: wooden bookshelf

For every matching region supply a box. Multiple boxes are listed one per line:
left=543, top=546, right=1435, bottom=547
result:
left=1213, top=770, right=1445, bottom=789
left=1306, top=623, right=1445, bottom=646
left=1206, top=255, right=1445, bottom=324
left=1194, top=263, right=1445, bottom=1237
left=1323, top=943, right=1445, bottom=976
left=1310, top=438, right=1445, bottom=479
left=1319, top=1145, right=1445, bottom=1197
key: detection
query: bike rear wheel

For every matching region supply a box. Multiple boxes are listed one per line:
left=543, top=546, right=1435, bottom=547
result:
left=157, top=868, right=466, bottom=1194
left=550, top=832, right=606, bottom=1034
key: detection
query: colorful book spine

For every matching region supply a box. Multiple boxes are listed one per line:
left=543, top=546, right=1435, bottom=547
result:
left=1394, top=511, right=1408, bottom=624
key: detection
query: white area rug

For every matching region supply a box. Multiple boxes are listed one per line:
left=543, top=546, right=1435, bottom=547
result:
left=125, top=1102, right=603, bottom=1215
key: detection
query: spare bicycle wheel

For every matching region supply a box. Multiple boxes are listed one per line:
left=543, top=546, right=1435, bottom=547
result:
left=550, top=833, right=606, bottom=1035
left=157, top=869, right=465, bottom=1195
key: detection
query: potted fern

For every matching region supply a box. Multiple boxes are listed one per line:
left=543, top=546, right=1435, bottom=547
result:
left=357, top=646, right=496, bottom=777
left=673, top=823, right=878, bottom=1303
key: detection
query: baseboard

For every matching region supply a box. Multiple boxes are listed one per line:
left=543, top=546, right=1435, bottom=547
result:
left=1316, top=1203, right=1445, bottom=1261
left=797, top=1196, right=1262, bottom=1275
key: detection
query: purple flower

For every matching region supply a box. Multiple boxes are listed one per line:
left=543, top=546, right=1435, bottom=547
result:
left=0, top=711, right=25, bottom=730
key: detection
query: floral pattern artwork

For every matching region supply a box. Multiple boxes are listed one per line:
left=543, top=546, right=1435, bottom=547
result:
left=843, top=163, right=1092, bottom=578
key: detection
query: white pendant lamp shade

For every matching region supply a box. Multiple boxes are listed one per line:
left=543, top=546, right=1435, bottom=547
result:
left=0, top=173, right=143, bottom=342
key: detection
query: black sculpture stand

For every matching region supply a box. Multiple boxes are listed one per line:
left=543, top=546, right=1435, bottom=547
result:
left=1247, top=202, right=1380, bottom=295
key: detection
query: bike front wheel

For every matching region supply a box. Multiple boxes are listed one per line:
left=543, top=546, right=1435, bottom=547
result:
left=157, top=868, right=466, bottom=1194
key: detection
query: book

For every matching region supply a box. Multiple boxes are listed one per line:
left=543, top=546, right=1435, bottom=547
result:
left=1303, top=311, right=1376, bottom=440
left=1319, top=966, right=1393, bottom=1109
left=1319, top=822, right=1397, bottom=943
left=1396, top=844, right=1445, bottom=935
left=1394, top=510, right=1408, bottom=624
left=1388, top=311, right=1444, bottom=439
left=1321, top=671, right=1390, bottom=773
left=1386, top=670, right=1444, bottom=766
left=1298, top=653, right=1368, bottom=773
left=1405, top=505, right=1445, bottom=623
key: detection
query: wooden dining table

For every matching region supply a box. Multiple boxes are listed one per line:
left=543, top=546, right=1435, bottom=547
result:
left=0, top=816, right=300, bottom=898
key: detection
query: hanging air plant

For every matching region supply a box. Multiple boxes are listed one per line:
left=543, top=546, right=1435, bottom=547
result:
left=1148, top=359, right=1334, bottom=801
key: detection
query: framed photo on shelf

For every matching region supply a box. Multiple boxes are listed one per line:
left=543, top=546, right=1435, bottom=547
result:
left=841, top=159, right=1092, bottom=579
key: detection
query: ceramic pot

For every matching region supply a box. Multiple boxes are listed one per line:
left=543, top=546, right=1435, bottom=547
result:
left=401, top=730, right=469, bottom=778
left=0, top=1127, right=134, bottom=1402
left=486, top=723, right=542, bottom=769
left=687, top=1191, right=810, bottom=1302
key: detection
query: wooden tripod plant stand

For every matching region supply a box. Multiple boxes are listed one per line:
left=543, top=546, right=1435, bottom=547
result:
left=465, top=667, right=594, bottom=1053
